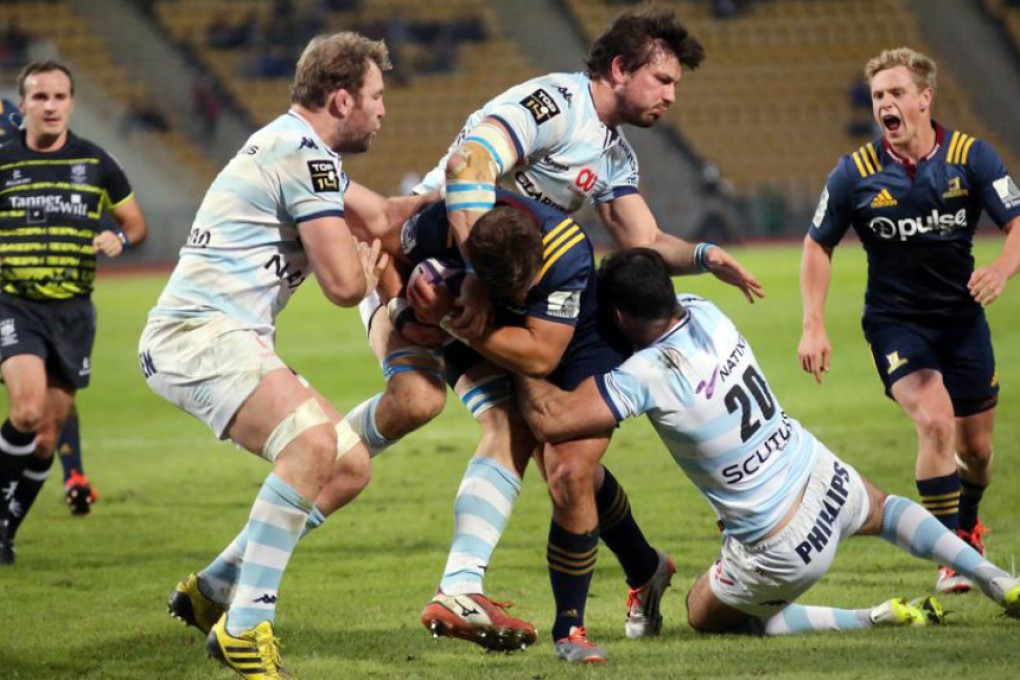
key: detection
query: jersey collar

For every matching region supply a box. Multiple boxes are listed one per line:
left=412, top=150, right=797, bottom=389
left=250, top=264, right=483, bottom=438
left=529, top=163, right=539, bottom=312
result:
left=881, top=120, right=945, bottom=169
left=585, top=74, right=620, bottom=148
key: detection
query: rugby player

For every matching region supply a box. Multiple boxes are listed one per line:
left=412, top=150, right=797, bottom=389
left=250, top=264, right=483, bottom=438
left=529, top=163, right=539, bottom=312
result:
left=798, top=47, right=1020, bottom=593
left=0, top=61, right=148, bottom=563
left=343, top=7, right=760, bottom=654
left=519, top=249, right=1020, bottom=635
left=142, top=34, right=389, bottom=679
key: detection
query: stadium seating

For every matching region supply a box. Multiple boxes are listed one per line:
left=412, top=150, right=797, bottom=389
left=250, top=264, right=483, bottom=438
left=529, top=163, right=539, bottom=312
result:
left=0, top=0, right=218, bottom=185
left=564, top=0, right=1020, bottom=213
left=153, top=0, right=537, bottom=194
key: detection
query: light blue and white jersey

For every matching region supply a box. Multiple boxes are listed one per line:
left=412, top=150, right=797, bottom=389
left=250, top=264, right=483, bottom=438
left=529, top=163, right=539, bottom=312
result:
left=150, top=111, right=349, bottom=334
left=414, top=72, right=640, bottom=213
left=596, top=296, right=819, bottom=543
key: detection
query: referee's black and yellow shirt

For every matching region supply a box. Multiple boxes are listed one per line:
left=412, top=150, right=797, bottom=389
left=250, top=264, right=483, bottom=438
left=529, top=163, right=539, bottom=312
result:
left=0, top=131, right=133, bottom=300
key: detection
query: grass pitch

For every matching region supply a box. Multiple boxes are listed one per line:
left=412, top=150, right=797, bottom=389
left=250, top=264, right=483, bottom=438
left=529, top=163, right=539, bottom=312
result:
left=2, top=240, right=1018, bottom=679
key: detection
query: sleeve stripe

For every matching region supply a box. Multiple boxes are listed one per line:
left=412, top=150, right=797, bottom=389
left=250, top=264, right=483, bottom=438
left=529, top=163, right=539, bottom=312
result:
left=538, top=232, right=585, bottom=282
left=541, top=217, right=574, bottom=246
left=447, top=182, right=494, bottom=193
left=961, top=136, right=977, bottom=165
left=109, top=191, right=135, bottom=210
left=865, top=143, right=882, bottom=170
left=488, top=114, right=524, bottom=160
left=445, top=201, right=495, bottom=211
left=859, top=147, right=875, bottom=175
left=852, top=151, right=868, bottom=178
left=295, top=209, right=344, bottom=223
left=947, top=131, right=961, bottom=164
left=611, top=185, right=640, bottom=200
left=542, top=222, right=580, bottom=257
left=463, top=135, right=504, bottom=174
left=595, top=374, right=625, bottom=422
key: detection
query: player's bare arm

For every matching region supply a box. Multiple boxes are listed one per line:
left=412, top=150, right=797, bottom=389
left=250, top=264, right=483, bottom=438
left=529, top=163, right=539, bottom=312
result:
left=445, top=118, right=520, bottom=337
left=516, top=375, right=617, bottom=443
left=94, top=195, right=147, bottom=257
left=969, top=216, right=1020, bottom=307
left=798, top=235, right=836, bottom=383
left=598, top=193, right=764, bottom=302
left=301, top=215, right=387, bottom=306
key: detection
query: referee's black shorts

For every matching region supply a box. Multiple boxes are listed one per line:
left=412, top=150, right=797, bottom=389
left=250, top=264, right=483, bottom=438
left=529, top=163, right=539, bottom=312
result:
left=0, top=293, right=97, bottom=390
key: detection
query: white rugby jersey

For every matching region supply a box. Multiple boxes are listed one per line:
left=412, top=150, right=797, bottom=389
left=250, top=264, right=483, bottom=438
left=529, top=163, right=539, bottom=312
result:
left=415, top=72, right=640, bottom=213
left=150, top=111, right=349, bottom=333
left=596, top=296, right=819, bottom=543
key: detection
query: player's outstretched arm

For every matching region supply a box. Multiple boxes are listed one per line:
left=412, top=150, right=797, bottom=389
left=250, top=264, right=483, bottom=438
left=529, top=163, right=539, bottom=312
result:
left=516, top=375, right=618, bottom=443
left=798, top=235, right=835, bottom=383
left=969, top=217, right=1020, bottom=307
left=302, top=215, right=387, bottom=306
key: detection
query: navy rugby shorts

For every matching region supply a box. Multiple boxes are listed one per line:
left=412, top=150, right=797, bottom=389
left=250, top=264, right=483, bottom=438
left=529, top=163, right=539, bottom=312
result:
left=0, top=293, right=96, bottom=390
left=863, top=313, right=998, bottom=417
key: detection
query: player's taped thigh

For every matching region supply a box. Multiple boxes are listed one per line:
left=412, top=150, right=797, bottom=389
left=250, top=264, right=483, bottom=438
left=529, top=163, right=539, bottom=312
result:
left=334, top=418, right=362, bottom=463
left=382, top=347, right=444, bottom=382
left=261, top=398, right=331, bottom=462
left=455, top=373, right=512, bottom=420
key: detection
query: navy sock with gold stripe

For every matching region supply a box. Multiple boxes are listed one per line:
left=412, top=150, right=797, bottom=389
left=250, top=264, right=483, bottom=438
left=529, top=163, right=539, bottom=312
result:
left=547, top=520, right=598, bottom=641
left=958, top=479, right=986, bottom=533
left=597, top=466, right=659, bottom=587
left=917, top=472, right=960, bottom=531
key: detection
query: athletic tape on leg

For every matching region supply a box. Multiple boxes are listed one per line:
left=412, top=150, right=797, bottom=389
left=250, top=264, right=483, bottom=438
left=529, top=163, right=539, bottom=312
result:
left=335, top=419, right=362, bottom=462
left=261, top=398, right=330, bottom=462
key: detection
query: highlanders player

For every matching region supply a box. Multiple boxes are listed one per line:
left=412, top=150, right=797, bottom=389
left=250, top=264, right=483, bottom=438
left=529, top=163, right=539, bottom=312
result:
left=0, top=61, right=148, bottom=564
left=141, top=34, right=388, bottom=679
left=346, top=7, right=761, bottom=652
left=520, top=249, right=1020, bottom=635
left=403, top=190, right=665, bottom=660
left=798, top=48, right=1020, bottom=594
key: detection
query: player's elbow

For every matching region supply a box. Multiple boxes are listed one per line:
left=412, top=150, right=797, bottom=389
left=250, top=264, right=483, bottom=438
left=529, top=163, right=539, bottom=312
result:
left=320, top=278, right=367, bottom=307
left=517, top=355, right=557, bottom=379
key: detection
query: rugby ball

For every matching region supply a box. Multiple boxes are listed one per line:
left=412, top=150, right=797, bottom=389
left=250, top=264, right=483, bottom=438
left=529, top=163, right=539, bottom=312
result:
left=407, top=257, right=465, bottom=296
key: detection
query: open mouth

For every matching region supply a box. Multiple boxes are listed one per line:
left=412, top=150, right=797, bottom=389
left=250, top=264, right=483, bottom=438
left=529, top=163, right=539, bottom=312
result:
left=882, top=114, right=902, bottom=133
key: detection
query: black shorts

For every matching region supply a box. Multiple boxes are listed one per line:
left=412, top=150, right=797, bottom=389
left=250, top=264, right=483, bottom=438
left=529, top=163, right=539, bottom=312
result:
left=0, top=294, right=96, bottom=389
left=863, top=313, right=998, bottom=417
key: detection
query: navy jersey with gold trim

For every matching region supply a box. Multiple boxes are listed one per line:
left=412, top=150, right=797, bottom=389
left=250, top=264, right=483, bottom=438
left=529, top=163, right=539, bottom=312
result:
left=810, top=124, right=1020, bottom=320
left=0, top=131, right=133, bottom=300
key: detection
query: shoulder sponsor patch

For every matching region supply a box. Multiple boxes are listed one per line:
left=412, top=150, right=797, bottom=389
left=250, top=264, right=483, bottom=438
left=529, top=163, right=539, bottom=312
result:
left=546, top=289, right=581, bottom=319
left=811, top=187, right=829, bottom=229
left=307, top=160, right=339, bottom=192
left=992, top=175, right=1020, bottom=209
left=520, top=88, right=561, bottom=125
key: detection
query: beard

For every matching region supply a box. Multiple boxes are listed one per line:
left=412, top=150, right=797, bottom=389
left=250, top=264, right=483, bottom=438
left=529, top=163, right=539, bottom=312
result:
left=335, top=130, right=373, bottom=154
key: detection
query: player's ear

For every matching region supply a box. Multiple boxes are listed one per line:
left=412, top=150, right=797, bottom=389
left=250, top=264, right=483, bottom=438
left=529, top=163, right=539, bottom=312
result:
left=919, top=87, right=933, bottom=113
left=331, top=88, right=354, bottom=117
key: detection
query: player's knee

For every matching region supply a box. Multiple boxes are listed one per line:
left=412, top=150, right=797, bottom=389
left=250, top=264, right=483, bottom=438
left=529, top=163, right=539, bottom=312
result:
left=913, top=409, right=954, bottom=447
left=545, top=458, right=593, bottom=504
left=8, top=401, right=44, bottom=433
left=338, top=444, right=373, bottom=494
left=957, top=443, right=992, bottom=469
left=389, top=375, right=446, bottom=432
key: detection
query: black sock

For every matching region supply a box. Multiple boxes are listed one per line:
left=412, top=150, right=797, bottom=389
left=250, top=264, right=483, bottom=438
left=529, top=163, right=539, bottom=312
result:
left=596, top=465, right=659, bottom=587
left=958, top=479, right=986, bottom=533
left=7, top=455, right=54, bottom=537
left=547, top=520, right=598, bottom=641
left=57, top=408, right=83, bottom=483
left=0, top=419, right=36, bottom=520
left=917, top=472, right=961, bottom=531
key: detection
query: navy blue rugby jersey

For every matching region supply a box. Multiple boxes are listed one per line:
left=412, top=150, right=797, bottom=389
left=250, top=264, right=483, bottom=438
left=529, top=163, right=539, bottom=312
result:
left=0, top=98, right=22, bottom=145
left=809, top=123, right=1020, bottom=320
left=402, top=189, right=599, bottom=332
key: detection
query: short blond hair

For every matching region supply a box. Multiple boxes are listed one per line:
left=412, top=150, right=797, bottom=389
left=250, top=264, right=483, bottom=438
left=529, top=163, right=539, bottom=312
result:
left=291, top=32, right=392, bottom=109
left=864, top=47, right=937, bottom=92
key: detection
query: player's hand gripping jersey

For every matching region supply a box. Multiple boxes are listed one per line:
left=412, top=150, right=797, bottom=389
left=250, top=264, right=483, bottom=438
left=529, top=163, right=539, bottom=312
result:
left=810, top=125, right=1020, bottom=321
left=151, top=112, right=349, bottom=332
left=597, top=296, right=820, bottom=543
left=415, top=72, right=639, bottom=214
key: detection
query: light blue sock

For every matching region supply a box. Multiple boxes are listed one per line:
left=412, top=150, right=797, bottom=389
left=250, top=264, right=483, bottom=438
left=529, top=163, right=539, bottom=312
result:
left=344, top=394, right=395, bottom=458
left=200, top=506, right=326, bottom=605
left=763, top=604, right=871, bottom=635
left=225, top=474, right=312, bottom=634
left=439, top=457, right=521, bottom=595
left=881, top=495, right=1010, bottom=598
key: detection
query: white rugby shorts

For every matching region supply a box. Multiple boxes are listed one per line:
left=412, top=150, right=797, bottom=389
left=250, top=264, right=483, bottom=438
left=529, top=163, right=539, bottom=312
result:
left=709, top=443, right=871, bottom=618
left=138, top=314, right=287, bottom=438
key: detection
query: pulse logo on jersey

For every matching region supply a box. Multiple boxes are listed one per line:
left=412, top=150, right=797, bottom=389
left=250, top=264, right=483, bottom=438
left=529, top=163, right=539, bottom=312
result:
left=869, top=188, right=897, bottom=208
left=306, top=160, right=339, bottom=192
left=868, top=208, right=967, bottom=241
left=520, top=88, right=561, bottom=124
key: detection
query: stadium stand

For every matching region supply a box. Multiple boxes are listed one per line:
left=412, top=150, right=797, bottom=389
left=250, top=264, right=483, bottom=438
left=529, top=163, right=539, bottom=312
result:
left=0, top=0, right=217, bottom=185
left=563, top=0, right=1020, bottom=214
left=152, top=0, right=538, bottom=194
left=982, top=0, right=1020, bottom=55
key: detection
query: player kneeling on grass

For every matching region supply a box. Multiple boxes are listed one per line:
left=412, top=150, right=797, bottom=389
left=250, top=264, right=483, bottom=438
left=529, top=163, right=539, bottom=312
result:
left=517, top=249, right=1020, bottom=635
